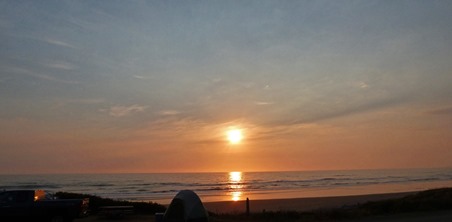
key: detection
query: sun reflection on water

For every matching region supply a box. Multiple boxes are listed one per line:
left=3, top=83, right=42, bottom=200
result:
left=229, top=172, right=244, bottom=201
left=229, top=171, right=242, bottom=182
left=231, top=191, right=242, bottom=201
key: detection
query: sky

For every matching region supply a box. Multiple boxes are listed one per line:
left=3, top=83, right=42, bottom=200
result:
left=1, top=0, right=451, bottom=174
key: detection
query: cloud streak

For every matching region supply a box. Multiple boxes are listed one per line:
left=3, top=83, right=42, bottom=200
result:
left=43, top=38, right=75, bottom=48
left=158, top=110, right=181, bottom=116
left=8, top=67, right=79, bottom=84
left=286, top=95, right=410, bottom=125
left=44, top=61, right=75, bottom=70
left=425, top=106, right=452, bottom=116
left=104, top=105, right=148, bottom=117
left=255, top=101, right=274, bottom=106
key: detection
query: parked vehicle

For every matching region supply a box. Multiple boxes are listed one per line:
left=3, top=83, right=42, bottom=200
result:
left=0, top=189, right=89, bottom=222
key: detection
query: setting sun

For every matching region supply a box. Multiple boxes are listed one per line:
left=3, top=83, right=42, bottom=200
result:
left=227, top=129, right=243, bottom=144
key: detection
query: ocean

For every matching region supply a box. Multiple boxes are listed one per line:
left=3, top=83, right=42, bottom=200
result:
left=1, top=168, right=452, bottom=204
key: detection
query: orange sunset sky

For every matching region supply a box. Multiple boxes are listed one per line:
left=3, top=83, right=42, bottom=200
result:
left=1, top=1, right=451, bottom=174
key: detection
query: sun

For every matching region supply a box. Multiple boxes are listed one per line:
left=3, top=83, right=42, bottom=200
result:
left=227, top=129, right=243, bottom=144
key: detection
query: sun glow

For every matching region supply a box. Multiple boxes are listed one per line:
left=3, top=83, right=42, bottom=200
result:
left=227, top=129, right=243, bottom=144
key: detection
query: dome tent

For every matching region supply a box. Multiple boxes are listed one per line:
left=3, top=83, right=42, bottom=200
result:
left=163, top=190, right=209, bottom=222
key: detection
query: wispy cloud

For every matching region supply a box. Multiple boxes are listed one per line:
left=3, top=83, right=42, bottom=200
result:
left=158, top=110, right=181, bottom=116
left=51, top=98, right=105, bottom=110
left=44, top=61, right=75, bottom=70
left=136, top=118, right=244, bottom=143
left=255, top=101, right=274, bottom=106
left=9, top=67, right=79, bottom=84
left=425, top=106, right=452, bottom=115
left=72, top=98, right=105, bottom=104
left=103, top=105, right=148, bottom=117
left=287, top=96, right=409, bottom=125
left=356, top=81, right=369, bottom=89
left=133, top=75, right=152, bottom=80
left=43, top=38, right=75, bottom=48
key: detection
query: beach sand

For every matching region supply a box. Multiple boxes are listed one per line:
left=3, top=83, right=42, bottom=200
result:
left=203, top=192, right=415, bottom=214
left=75, top=191, right=444, bottom=221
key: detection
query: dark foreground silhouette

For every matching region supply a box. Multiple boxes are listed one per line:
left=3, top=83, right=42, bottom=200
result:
left=58, top=187, right=452, bottom=221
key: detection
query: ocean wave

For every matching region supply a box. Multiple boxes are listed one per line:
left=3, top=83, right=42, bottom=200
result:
left=2, top=168, right=452, bottom=202
left=0, top=184, right=62, bottom=190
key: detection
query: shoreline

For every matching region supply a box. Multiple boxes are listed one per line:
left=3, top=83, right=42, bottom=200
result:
left=198, top=180, right=452, bottom=213
left=74, top=188, right=452, bottom=221
left=203, top=191, right=416, bottom=213
left=151, top=180, right=452, bottom=205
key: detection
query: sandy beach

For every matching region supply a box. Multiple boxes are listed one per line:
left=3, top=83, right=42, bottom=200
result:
left=203, top=192, right=415, bottom=214
left=73, top=190, right=452, bottom=221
